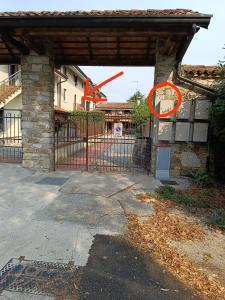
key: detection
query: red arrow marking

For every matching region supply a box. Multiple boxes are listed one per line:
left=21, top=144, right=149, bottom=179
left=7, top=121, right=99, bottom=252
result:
left=82, top=96, right=107, bottom=102
left=148, top=82, right=182, bottom=118
left=82, top=71, right=124, bottom=102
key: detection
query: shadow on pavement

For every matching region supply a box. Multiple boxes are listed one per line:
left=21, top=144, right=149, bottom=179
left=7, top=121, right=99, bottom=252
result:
left=79, top=234, right=201, bottom=300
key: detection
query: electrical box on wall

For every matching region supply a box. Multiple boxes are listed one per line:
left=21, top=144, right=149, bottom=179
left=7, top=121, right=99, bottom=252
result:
left=159, top=100, right=175, bottom=118
left=193, top=123, right=209, bottom=142
left=158, top=121, right=172, bottom=141
left=156, top=146, right=171, bottom=179
left=177, top=100, right=191, bottom=119
left=195, top=100, right=211, bottom=120
left=175, top=122, right=190, bottom=141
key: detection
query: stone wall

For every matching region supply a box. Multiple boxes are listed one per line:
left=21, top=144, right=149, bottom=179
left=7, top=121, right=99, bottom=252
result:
left=150, top=49, right=176, bottom=176
left=21, top=51, right=55, bottom=171
left=151, top=47, right=215, bottom=178
left=169, top=83, right=211, bottom=177
left=151, top=81, right=212, bottom=177
left=170, top=143, right=208, bottom=177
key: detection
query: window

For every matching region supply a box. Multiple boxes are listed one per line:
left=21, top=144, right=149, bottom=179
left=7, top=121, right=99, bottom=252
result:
left=74, top=75, right=78, bottom=86
left=86, top=101, right=90, bottom=111
left=74, top=94, right=77, bottom=111
left=62, top=66, right=67, bottom=76
left=63, top=89, right=67, bottom=102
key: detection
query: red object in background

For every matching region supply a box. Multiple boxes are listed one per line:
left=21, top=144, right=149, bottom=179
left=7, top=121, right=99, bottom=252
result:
left=148, top=81, right=183, bottom=118
left=82, top=71, right=124, bottom=102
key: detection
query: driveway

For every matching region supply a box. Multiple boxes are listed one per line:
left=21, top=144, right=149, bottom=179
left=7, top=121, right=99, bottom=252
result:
left=0, top=164, right=198, bottom=299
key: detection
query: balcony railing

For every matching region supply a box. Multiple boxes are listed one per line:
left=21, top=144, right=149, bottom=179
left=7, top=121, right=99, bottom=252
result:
left=0, top=70, right=21, bottom=87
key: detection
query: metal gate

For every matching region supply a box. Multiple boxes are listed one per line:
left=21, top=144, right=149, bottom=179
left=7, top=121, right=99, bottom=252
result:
left=0, top=109, right=22, bottom=163
left=55, top=113, right=151, bottom=174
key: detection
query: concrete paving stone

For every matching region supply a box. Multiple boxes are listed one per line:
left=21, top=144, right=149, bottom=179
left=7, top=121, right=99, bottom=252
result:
left=131, top=176, right=162, bottom=193
left=112, top=191, right=155, bottom=217
left=79, top=234, right=200, bottom=300
left=0, top=218, right=95, bottom=267
left=0, top=292, right=54, bottom=300
left=59, top=172, right=139, bottom=196
left=0, top=191, right=127, bottom=269
left=36, top=176, right=69, bottom=186
left=0, top=164, right=33, bottom=186
left=131, top=176, right=191, bottom=193
left=35, top=194, right=126, bottom=230
left=96, top=213, right=127, bottom=233
left=0, top=164, right=195, bottom=300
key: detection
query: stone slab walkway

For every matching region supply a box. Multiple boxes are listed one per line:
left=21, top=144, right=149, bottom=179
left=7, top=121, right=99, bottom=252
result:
left=0, top=164, right=195, bottom=299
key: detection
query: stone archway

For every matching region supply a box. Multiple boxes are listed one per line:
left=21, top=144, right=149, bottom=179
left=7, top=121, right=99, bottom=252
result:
left=0, top=10, right=211, bottom=172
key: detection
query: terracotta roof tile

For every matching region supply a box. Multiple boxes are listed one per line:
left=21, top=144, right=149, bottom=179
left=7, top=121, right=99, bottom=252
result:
left=182, top=65, right=225, bottom=78
left=0, top=9, right=207, bottom=17
left=96, top=102, right=133, bottom=109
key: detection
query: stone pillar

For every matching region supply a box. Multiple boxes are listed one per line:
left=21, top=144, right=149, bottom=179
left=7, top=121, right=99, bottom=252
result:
left=150, top=42, right=177, bottom=175
left=21, top=50, right=55, bottom=171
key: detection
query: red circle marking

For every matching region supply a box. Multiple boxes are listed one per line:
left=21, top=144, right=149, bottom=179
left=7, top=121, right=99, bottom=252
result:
left=148, top=81, right=182, bottom=118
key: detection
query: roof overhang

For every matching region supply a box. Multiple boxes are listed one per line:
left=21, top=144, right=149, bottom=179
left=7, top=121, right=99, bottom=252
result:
left=71, top=66, right=88, bottom=81
left=0, top=10, right=212, bottom=66
left=55, top=69, right=68, bottom=80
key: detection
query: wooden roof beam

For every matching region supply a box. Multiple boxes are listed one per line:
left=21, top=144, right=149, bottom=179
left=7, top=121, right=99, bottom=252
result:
left=0, top=55, right=20, bottom=64
left=1, top=33, right=29, bottom=55
left=86, top=36, right=93, bottom=60
left=3, top=40, right=17, bottom=60
left=22, top=37, right=45, bottom=55
left=55, top=57, right=155, bottom=66
left=117, top=36, right=120, bottom=60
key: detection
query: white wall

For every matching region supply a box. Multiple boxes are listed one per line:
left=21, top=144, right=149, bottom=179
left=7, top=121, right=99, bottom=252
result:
left=0, top=65, right=21, bottom=83
left=53, top=67, right=84, bottom=111
left=4, top=94, right=22, bottom=110
left=0, top=65, right=9, bottom=82
left=54, top=66, right=96, bottom=112
left=1, top=94, right=22, bottom=142
left=0, top=64, right=96, bottom=112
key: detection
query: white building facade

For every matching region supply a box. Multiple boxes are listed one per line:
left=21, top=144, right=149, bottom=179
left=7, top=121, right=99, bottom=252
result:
left=0, top=64, right=102, bottom=112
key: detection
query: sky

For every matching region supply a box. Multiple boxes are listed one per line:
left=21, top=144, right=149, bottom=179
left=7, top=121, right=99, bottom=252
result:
left=0, top=0, right=224, bottom=102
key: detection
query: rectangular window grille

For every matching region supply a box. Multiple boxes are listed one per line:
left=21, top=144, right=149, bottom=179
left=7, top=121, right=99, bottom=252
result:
left=74, top=75, right=78, bottom=86
left=63, top=89, right=67, bottom=102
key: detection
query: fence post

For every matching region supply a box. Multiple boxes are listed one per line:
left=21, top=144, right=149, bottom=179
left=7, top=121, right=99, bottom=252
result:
left=86, top=112, right=89, bottom=171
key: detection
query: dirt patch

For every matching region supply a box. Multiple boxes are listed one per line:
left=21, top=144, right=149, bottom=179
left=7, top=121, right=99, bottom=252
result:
left=184, top=185, right=225, bottom=213
left=171, top=234, right=225, bottom=285
left=128, top=193, right=225, bottom=299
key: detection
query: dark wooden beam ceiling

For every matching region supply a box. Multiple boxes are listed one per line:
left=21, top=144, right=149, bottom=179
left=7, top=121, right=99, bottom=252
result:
left=86, top=36, right=93, bottom=60
left=22, top=37, right=45, bottom=55
left=1, top=33, right=29, bottom=55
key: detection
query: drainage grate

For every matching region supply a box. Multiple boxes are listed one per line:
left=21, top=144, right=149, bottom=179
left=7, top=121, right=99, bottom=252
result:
left=160, top=180, right=178, bottom=185
left=0, top=258, right=81, bottom=297
left=36, top=177, right=69, bottom=186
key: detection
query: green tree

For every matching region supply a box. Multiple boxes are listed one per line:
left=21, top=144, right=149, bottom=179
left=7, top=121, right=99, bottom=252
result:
left=132, top=98, right=151, bottom=125
left=210, top=57, right=225, bottom=182
left=127, top=91, right=145, bottom=105
left=211, top=60, right=225, bottom=141
left=127, top=91, right=151, bottom=125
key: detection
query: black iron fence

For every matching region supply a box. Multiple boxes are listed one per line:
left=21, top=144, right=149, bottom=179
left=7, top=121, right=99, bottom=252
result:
left=55, top=113, right=151, bottom=174
left=0, top=109, right=22, bottom=162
